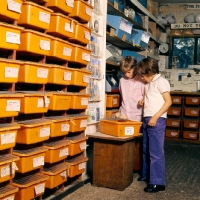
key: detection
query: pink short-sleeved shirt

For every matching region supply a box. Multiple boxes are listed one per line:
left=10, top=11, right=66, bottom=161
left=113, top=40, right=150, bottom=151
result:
left=119, top=75, right=145, bottom=121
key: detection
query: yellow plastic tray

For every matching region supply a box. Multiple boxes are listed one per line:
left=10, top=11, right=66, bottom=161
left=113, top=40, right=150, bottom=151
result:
left=100, top=119, right=142, bottom=137
left=69, top=0, right=93, bottom=23
left=18, top=2, right=53, bottom=30
left=18, top=62, right=50, bottom=84
left=13, top=147, right=47, bottom=173
left=0, top=59, right=22, bottom=83
left=48, top=92, right=72, bottom=111
left=46, top=0, right=73, bottom=14
left=0, top=184, right=18, bottom=200
left=49, top=37, right=74, bottom=61
left=70, top=68, right=91, bottom=87
left=0, top=92, right=24, bottom=118
left=18, top=91, right=52, bottom=114
left=18, top=29, right=52, bottom=56
left=0, top=0, right=23, bottom=21
left=43, top=162, right=69, bottom=189
left=47, top=13, right=75, bottom=39
left=71, top=44, right=91, bottom=65
left=69, top=93, right=90, bottom=110
left=47, top=65, right=73, bottom=85
left=0, top=22, right=23, bottom=50
left=68, top=114, right=88, bottom=132
left=17, top=119, right=52, bottom=144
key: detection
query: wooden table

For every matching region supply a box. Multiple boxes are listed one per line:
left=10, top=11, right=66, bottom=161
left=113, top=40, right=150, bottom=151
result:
left=87, top=132, right=142, bottom=191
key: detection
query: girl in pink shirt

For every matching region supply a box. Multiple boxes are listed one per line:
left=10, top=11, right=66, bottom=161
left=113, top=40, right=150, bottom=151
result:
left=116, top=56, right=145, bottom=121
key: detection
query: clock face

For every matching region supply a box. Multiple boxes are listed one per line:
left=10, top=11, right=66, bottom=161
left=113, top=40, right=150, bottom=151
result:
left=159, top=43, right=169, bottom=53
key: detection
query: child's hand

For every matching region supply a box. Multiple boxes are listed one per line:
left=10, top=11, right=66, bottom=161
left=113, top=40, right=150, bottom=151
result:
left=138, top=99, right=144, bottom=106
left=148, top=116, right=158, bottom=126
left=115, top=112, right=121, bottom=118
left=120, top=115, right=127, bottom=120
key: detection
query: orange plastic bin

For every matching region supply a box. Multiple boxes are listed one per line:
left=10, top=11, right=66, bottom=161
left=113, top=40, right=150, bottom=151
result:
left=106, top=94, right=120, bottom=108
left=68, top=114, right=88, bottom=132
left=0, top=184, right=18, bottom=200
left=69, top=93, right=90, bottom=110
left=106, top=109, right=119, bottom=118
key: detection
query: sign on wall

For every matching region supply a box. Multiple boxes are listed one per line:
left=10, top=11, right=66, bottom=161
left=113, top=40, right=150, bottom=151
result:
left=171, top=23, right=200, bottom=29
left=186, top=4, right=200, bottom=9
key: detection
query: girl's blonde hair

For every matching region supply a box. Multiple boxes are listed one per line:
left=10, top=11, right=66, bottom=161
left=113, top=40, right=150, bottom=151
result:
left=120, top=56, right=137, bottom=73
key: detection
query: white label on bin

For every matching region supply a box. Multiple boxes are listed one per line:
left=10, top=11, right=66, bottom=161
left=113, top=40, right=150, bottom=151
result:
left=63, top=47, right=72, bottom=56
left=84, top=31, right=91, bottom=40
left=59, top=148, right=69, bottom=157
left=40, top=127, right=50, bottom=137
left=39, top=11, right=50, bottom=24
left=37, top=98, right=44, bottom=108
left=6, top=100, right=20, bottom=111
left=189, top=123, right=196, bottom=128
left=78, top=162, right=86, bottom=170
left=83, top=75, right=90, bottom=83
left=81, top=98, right=88, bottom=106
left=33, top=156, right=44, bottom=168
left=60, top=170, right=67, bottom=178
left=34, top=183, right=45, bottom=195
left=172, top=121, right=179, bottom=126
left=37, top=68, right=48, bottom=78
left=192, top=98, right=198, bottom=103
left=171, top=132, right=178, bottom=136
left=64, top=72, right=72, bottom=81
left=191, top=110, right=198, bottom=114
left=113, top=98, right=117, bottom=105
left=4, top=195, right=14, bottom=200
left=85, top=7, right=92, bottom=16
left=173, top=98, right=180, bottom=103
left=61, top=124, right=70, bottom=132
left=119, top=18, right=132, bottom=34
left=5, top=67, right=19, bottom=78
left=80, top=120, right=87, bottom=128
left=82, top=52, right=90, bottom=62
left=1, top=164, right=15, bottom=178
left=66, top=0, right=74, bottom=7
left=172, top=110, right=178, bottom=114
left=80, top=142, right=87, bottom=150
left=65, top=23, right=74, bottom=33
left=7, top=0, right=21, bottom=13
left=1, top=132, right=15, bottom=145
left=189, top=133, right=196, bottom=138
left=40, top=40, right=50, bottom=50
left=6, top=32, right=20, bottom=44
left=125, top=127, right=134, bottom=135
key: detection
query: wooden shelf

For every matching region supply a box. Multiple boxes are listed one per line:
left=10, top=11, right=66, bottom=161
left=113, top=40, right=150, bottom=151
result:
left=106, top=60, right=120, bottom=67
left=148, top=32, right=162, bottom=44
left=129, top=0, right=165, bottom=30
left=107, top=2, right=146, bottom=31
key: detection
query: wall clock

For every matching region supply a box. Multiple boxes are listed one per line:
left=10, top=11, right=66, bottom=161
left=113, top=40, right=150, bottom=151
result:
left=159, top=43, right=169, bottom=53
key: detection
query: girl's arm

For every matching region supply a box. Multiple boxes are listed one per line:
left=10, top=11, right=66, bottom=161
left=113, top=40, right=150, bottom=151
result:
left=148, top=92, right=172, bottom=126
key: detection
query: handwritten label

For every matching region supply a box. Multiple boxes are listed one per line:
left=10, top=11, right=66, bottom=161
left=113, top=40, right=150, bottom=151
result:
left=186, top=3, right=200, bottom=9
left=65, top=23, right=74, bottom=33
left=6, top=32, right=20, bottom=44
left=63, top=47, right=72, bottom=56
left=66, top=0, right=74, bottom=7
left=78, top=162, right=86, bottom=170
left=84, top=31, right=91, bottom=40
left=40, top=40, right=50, bottom=50
left=81, top=98, right=88, bottom=106
left=7, top=0, right=21, bottom=13
left=39, top=127, right=50, bottom=137
left=189, top=123, right=196, bottom=128
left=113, top=98, right=117, bottom=105
left=173, top=98, right=180, bottom=103
left=60, top=170, right=67, bottom=178
left=1, top=164, right=15, bottom=178
left=59, top=148, right=68, bottom=157
left=83, top=75, right=90, bottom=83
left=3, top=195, right=14, bottom=200
left=37, top=68, right=48, bottom=78
left=6, top=100, right=20, bottom=111
left=125, top=127, right=134, bottom=135
left=37, top=98, right=44, bottom=108
left=192, top=98, right=199, bottom=103
left=34, top=183, right=45, bottom=195
left=33, top=156, right=44, bottom=168
left=172, top=121, right=179, bottom=126
left=191, top=110, right=198, bottom=115
left=5, top=67, right=19, bottom=78
left=82, top=52, right=90, bottom=62
left=39, top=12, right=50, bottom=24
left=64, top=72, right=72, bottom=81
left=1, top=132, right=15, bottom=145
left=80, top=142, right=87, bottom=150
left=189, top=133, right=196, bottom=138
left=85, top=7, right=92, bottom=16
left=61, top=124, right=69, bottom=132
left=172, top=110, right=179, bottom=115
left=80, top=119, right=87, bottom=128
left=171, top=132, right=178, bottom=136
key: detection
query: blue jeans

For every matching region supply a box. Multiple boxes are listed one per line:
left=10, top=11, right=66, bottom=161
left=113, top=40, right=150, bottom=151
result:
left=141, top=117, right=166, bottom=186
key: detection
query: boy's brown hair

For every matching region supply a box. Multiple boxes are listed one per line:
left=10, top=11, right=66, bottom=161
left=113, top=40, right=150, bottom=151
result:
left=136, top=57, right=159, bottom=76
left=120, top=56, right=137, bottom=73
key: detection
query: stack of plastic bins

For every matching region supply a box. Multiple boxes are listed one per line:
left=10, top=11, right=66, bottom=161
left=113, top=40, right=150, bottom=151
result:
left=66, top=114, right=89, bottom=179
left=12, top=118, right=52, bottom=200
left=43, top=116, right=71, bottom=190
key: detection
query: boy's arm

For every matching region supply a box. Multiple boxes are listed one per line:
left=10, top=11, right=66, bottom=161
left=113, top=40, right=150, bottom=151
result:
left=148, top=92, right=172, bottom=126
